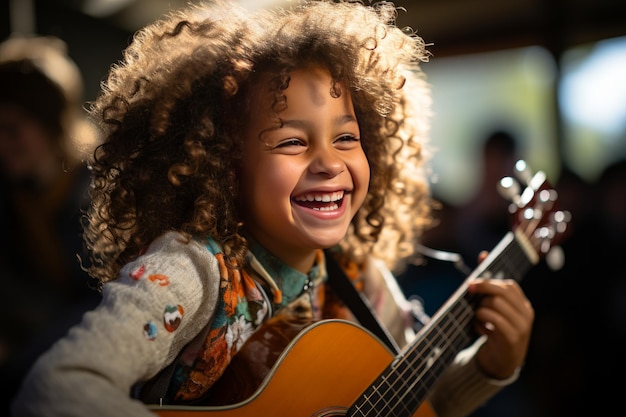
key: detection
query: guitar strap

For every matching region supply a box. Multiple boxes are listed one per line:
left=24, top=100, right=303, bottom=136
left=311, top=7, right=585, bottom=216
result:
left=324, top=250, right=400, bottom=354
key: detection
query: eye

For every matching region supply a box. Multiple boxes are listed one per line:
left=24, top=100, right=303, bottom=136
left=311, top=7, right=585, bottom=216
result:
left=274, top=138, right=306, bottom=149
left=334, top=134, right=361, bottom=149
left=269, top=137, right=308, bottom=155
left=336, top=134, right=359, bottom=142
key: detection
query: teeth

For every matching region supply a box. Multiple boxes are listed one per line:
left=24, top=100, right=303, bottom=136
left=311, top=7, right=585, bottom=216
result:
left=295, top=191, right=344, bottom=202
left=312, top=204, right=339, bottom=211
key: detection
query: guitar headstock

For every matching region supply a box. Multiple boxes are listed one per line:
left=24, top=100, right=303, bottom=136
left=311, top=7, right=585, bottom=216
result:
left=497, top=160, right=571, bottom=269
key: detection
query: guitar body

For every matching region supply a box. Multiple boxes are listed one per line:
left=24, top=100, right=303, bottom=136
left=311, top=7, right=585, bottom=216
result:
left=151, top=320, right=437, bottom=417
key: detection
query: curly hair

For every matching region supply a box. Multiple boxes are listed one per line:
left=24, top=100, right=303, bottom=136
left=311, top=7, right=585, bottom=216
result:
left=84, top=0, right=434, bottom=285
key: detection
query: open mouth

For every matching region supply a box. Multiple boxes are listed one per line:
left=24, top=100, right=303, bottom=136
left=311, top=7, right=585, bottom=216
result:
left=293, top=191, right=345, bottom=211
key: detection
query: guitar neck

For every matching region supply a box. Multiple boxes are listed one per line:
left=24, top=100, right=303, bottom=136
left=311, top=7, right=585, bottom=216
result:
left=349, top=230, right=538, bottom=417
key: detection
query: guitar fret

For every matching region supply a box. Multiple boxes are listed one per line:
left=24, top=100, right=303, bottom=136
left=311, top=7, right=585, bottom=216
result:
left=389, top=354, right=431, bottom=412
left=481, top=234, right=532, bottom=281
left=405, top=305, right=472, bottom=386
left=352, top=388, right=377, bottom=416
left=355, top=374, right=396, bottom=416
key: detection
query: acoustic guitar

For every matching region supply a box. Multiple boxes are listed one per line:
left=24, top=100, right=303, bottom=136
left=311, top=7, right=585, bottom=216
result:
left=151, top=160, right=570, bottom=417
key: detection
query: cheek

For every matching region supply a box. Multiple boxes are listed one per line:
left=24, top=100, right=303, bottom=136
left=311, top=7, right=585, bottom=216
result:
left=243, top=158, right=299, bottom=205
left=355, top=153, right=371, bottom=198
left=352, top=152, right=371, bottom=206
left=263, top=160, right=301, bottom=198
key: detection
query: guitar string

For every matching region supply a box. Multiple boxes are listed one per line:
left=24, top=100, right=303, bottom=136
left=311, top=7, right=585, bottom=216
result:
left=390, top=244, right=530, bottom=416
left=352, top=294, right=477, bottom=417
left=385, top=294, right=476, bottom=415
left=351, top=240, right=530, bottom=417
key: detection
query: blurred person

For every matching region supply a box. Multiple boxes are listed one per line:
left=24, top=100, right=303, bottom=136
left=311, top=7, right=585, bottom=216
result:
left=456, top=129, right=520, bottom=266
left=0, top=35, right=101, bottom=411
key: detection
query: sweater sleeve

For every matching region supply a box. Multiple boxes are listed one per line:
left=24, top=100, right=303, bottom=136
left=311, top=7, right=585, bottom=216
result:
left=428, top=337, right=519, bottom=417
left=11, top=231, right=221, bottom=417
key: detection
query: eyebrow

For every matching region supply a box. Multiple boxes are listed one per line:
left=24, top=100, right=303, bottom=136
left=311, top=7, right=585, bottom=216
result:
left=279, top=114, right=358, bottom=129
left=257, top=114, right=358, bottom=143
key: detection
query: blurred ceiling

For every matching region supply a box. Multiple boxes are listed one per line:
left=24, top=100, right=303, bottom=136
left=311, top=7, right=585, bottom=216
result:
left=13, top=0, right=624, bottom=57
left=3, top=0, right=625, bottom=99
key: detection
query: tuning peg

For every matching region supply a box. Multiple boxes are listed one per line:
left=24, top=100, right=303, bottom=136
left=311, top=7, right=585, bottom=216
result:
left=534, top=224, right=555, bottom=250
left=532, top=188, right=558, bottom=214
left=497, top=176, right=521, bottom=206
left=552, top=210, right=572, bottom=234
left=514, top=160, right=533, bottom=185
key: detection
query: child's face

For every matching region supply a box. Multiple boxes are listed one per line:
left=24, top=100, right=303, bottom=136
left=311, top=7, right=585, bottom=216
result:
left=240, top=66, right=370, bottom=270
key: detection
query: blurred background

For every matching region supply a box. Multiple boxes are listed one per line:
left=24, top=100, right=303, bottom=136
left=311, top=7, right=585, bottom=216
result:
left=1, top=0, right=625, bottom=416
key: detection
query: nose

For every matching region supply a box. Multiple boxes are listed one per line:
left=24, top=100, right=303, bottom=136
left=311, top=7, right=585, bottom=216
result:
left=308, top=142, right=345, bottom=177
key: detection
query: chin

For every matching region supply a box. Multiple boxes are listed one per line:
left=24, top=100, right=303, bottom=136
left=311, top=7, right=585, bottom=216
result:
left=307, top=233, right=346, bottom=249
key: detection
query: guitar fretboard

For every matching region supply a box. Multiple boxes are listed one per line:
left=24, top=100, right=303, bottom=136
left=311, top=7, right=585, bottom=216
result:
left=349, top=231, right=536, bottom=417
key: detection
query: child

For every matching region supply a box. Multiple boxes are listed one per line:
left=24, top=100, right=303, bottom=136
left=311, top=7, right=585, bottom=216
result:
left=12, top=1, right=534, bottom=417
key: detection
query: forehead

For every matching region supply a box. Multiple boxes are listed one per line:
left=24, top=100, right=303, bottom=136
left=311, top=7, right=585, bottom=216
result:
left=284, top=67, right=336, bottom=102
left=246, top=66, right=347, bottom=112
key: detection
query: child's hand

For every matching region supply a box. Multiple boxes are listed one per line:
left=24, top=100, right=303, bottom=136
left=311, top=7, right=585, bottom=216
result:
left=468, top=251, right=535, bottom=380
